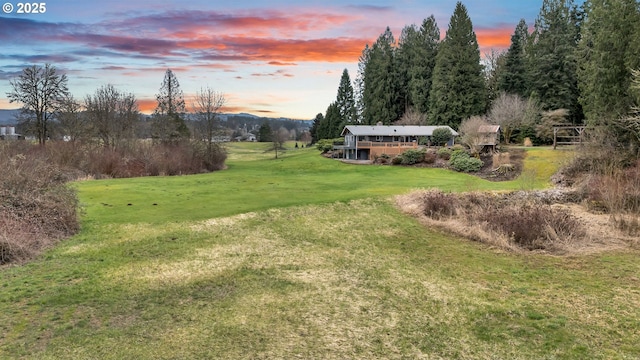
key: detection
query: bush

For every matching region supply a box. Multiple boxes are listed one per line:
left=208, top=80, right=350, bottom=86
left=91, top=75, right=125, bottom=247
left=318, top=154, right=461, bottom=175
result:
left=431, top=127, right=453, bottom=146
left=391, top=156, right=403, bottom=165
left=398, top=149, right=426, bottom=165
left=423, top=151, right=436, bottom=164
left=449, top=150, right=483, bottom=172
left=437, top=147, right=452, bottom=160
left=315, top=138, right=341, bottom=153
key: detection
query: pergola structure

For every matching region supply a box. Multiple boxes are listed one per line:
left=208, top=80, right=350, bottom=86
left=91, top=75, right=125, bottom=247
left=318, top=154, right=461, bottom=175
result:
left=553, top=125, right=586, bottom=149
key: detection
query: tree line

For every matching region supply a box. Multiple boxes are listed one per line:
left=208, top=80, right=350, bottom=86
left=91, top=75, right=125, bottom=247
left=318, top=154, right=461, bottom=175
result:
left=312, top=0, right=640, bottom=154
left=7, top=67, right=228, bottom=148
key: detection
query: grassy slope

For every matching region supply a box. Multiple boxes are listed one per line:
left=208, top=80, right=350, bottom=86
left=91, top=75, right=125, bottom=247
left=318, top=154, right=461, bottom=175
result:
left=1, top=144, right=637, bottom=359
left=74, top=143, right=566, bottom=225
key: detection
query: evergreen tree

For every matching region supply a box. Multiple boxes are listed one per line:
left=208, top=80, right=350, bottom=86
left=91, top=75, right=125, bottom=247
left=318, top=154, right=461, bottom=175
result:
left=335, top=69, right=357, bottom=127
left=153, top=69, right=190, bottom=142
left=484, top=49, right=507, bottom=105
left=428, top=2, right=487, bottom=129
left=310, top=113, right=323, bottom=143
left=499, top=19, right=530, bottom=97
left=528, top=0, right=583, bottom=123
left=395, top=24, right=418, bottom=113
left=577, top=0, right=640, bottom=125
left=258, top=122, right=272, bottom=142
left=362, top=27, right=401, bottom=125
left=354, top=44, right=370, bottom=123
left=411, top=16, right=440, bottom=115
left=324, top=102, right=342, bottom=139
left=395, top=17, right=441, bottom=117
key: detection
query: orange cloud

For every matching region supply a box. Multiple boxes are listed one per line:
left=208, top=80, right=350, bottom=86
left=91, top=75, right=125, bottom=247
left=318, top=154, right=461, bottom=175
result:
left=268, top=61, right=297, bottom=66
left=146, top=10, right=358, bottom=39
left=190, top=36, right=367, bottom=63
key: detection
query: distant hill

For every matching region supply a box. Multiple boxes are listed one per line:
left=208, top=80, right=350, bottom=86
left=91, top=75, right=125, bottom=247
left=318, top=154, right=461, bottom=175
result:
left=0, top=109, right=20, bottom=125
left=0, top=109, right=313, bottom=126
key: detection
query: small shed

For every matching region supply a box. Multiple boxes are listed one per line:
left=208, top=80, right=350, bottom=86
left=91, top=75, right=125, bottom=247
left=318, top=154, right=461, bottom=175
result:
left=477, top=125, right=501, bottom=149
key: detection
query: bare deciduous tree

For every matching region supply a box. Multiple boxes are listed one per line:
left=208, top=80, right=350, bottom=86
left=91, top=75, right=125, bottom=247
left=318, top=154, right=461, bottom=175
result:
left=459, top=115, right=490, bottom=155
left=488, top=92, right=539, bottom=143
left=395, top=106, right=427, bottom=125
left=85, top=84, right=139, bottom=149
left=7, top=64, right=70, bottom=145
left=272, top=127, right=289, bottom=159
left=192, top=87, right=226, bottom=151
left=57, top=95, right=92, bottom=143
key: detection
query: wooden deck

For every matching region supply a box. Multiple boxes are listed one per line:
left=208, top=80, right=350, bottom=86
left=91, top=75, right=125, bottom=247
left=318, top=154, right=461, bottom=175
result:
left=357, top=141, right=418, bottom=149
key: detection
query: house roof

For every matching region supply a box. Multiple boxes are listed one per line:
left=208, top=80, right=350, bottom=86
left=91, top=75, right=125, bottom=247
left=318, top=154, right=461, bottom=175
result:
left=341, top=125, right=459, bottom=137
left=478, top=125, right=501, bottom=133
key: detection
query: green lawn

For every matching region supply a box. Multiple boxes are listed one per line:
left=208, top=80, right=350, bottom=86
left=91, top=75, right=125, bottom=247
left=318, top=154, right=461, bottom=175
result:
left=74, top=143, right=566, bottom=225
left=1, top=143, right=638, bottom=359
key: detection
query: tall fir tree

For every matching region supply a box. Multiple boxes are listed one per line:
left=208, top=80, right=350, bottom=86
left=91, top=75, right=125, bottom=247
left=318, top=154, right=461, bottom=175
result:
left=395, top=16, right=440, bottom=117
left=354, top=44, right=370, bottom=123
left=577, top=0, right=640, bottom=125
left=361, top=27, right=402, bottom=125
left=428, top=2, right=487, bottom=129
left=528, top=0, right=583, bottom=123
left=324, top=102, right=342, bottom=139
left=411, top=16, right=440, bottom=115
left=396, top=24, right=419, bottom=114
left=498, top=19, right=530, bottom=97
left=335, top=69, right=357, bottom=128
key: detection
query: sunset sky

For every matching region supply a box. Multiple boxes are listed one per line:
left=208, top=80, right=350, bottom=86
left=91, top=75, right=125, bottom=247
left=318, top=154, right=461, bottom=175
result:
left=1, top=0, right=550, bottom=120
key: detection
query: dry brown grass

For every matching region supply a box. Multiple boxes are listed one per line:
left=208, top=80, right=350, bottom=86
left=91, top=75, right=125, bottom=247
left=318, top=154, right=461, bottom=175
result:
left=492, top=152, right=511, bottom=168
left=395, top=189, right=636, bottom=255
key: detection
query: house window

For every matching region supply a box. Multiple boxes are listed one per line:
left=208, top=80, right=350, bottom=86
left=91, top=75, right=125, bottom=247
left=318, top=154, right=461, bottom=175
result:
left=376, top=136, right=383, bottom=142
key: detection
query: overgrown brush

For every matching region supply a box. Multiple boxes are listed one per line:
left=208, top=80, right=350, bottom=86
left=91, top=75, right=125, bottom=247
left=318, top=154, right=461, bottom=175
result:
left=414, top=190, right=585, bottom=251
left=584, top=160, right=640, bottom=235
left=0, top=144, right=79, bottom=264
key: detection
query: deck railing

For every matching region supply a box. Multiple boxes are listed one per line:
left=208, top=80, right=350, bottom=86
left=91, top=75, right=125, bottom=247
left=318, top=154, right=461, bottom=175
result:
left=357, top=141, right=418, bottom=149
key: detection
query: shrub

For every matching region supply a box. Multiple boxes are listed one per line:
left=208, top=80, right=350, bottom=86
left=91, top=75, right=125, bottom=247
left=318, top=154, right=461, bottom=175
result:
left=398, top=149, right=426, bottom=165
left=315, top=138, right=340, bottom=153
left=449, top=150, right=483, bottom=172
left=423, top=151, right=436, bottom=164
left=437, top=147, right=452, bottom=160
left=431, top=127, right=453, bottom=146
left=391, top=156, right=403, bottom=165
